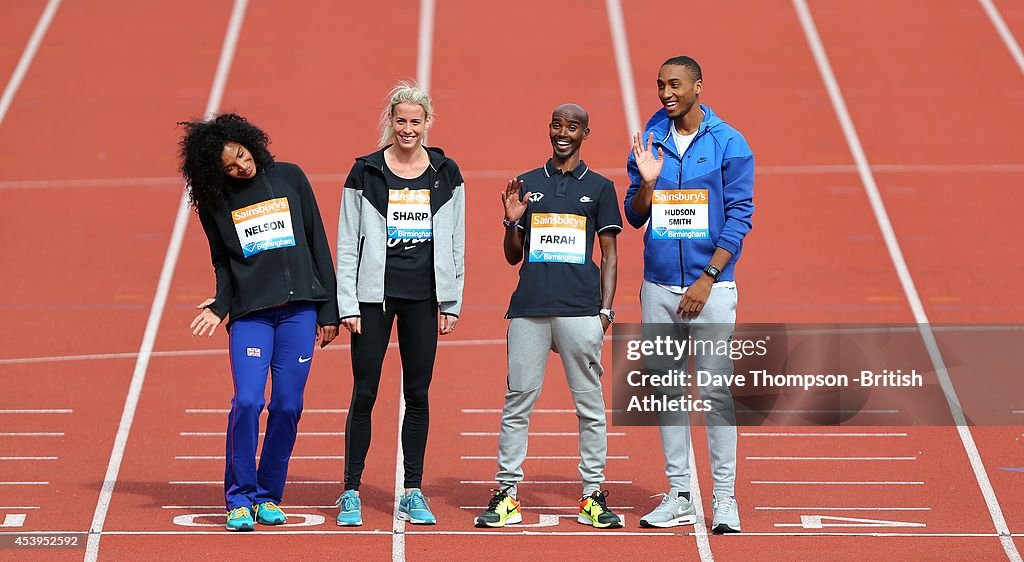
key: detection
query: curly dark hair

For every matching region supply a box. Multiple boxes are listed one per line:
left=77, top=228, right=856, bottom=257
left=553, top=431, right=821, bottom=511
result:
left=177, top=113, right=274, bottom=211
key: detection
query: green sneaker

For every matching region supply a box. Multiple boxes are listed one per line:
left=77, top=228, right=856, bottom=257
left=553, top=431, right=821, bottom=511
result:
left=578, top=490, right=622, bottom=529
left=253, top=502, right=286, bottom=525
left=226, top=506, right=255, bottom=531
left=474, top=486, right=522, bottom=528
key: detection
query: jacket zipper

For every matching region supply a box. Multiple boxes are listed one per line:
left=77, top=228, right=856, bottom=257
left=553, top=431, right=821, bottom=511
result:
left=262, top=171, right=294, bottom=300
left=668, top=123, right=709, bottom=287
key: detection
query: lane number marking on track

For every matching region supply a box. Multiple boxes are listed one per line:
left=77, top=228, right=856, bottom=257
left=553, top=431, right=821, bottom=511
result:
left=775, top=515, right=927, bottom=529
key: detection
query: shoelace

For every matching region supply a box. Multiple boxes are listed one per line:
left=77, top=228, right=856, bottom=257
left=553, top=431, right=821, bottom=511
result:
left=717, top=496, right=736, bottom=514
left=590, top=490, right=611, bottom=510
left=335, top=493, right=359, bottom=510
left=229, top=507, right=249, bottom=520
left=260, top=502, right=281, bottom=512
left=407, top=491, right=429, bottom=510
left=649, top=492, right=675, bottom=509
left=486, top=487, right=512, bottom=511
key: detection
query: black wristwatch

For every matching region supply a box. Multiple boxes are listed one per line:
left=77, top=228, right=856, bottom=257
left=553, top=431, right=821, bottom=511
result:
left=599, top=308, right=615, bottom=323
left=703, top=264, right=722, bottom=281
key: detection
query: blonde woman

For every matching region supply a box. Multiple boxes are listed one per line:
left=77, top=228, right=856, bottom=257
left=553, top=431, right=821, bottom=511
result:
left=334, top=82, right=465, bottom=526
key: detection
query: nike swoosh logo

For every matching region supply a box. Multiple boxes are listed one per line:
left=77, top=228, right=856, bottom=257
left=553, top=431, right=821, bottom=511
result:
left=298, top=356, right=312, bottom=363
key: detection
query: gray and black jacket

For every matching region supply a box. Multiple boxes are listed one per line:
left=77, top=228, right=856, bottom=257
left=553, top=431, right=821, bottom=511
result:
left=336, top=146, right=466, bottom=318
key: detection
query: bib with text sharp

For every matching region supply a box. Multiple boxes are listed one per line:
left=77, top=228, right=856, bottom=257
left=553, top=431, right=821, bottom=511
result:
left=528, top=213, right=586, bottom=264
left=232, top=197, right=296, bottom=258
left=387, top=189, right=432, bottom=239
left=651, top=189, right=709, bottom=239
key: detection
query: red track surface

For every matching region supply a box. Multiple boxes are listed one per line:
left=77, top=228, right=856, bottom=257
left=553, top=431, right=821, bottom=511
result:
left=1, top=0, right=1021, bottom=560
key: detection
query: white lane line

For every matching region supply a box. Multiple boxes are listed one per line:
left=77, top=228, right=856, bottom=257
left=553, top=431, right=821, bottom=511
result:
left=459, top=505, right=634, bottom=511
left=746, top=457, right=916, bottom=461
left=161, top=505, right=337, bottom=509
left=756, top=507, right=931, bottom=511
left=0, top=0, right=61, bottom=126
left=688, top=440, right=714, bottom=561
left=169, top=480, right=339, bottom=485
left=185, top=408, right=346, bottom=414
left=0, top=338, right=508, bottom=365
left=740, top=432, right=907, bottom=437
left=793, top=1, right=1019, bottom=559
left=752, top=481, right=924, bottom=485
left=179, top=432, right=342, bottom=437
left=461, top=432, right=626, bottom=437
left=460, top=455, right=629, bottom=460
left=0, top=482, right=49, bottom=485
left=0, top=409, right=72, bottom=414
left=85, top=2, right=250, bottom=561
left=392, top=373, right=407, bottom=562
left=459, top=480, right=633, bottom=485
left=416, top=0, right=435, bottom=93
left=605, top=0, right=640, bottom=136
left=461, top=409, right=615, bottom=414
left=76, top=530, right=1024, bottom=537
left=175, top=455, right=342, bottom=460
left=0, top=432, right=64, bottom=436
left=980, top=0, right=1024, bottom=76
left=4, top=163, right=1024, bottom=191
left=738, top=409, right=898, bottom=414
left=0, top=457, right=58, bottom=461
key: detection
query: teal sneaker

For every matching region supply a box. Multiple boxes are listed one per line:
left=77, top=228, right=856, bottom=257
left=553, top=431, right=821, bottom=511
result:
left=225, top=506, right=255, bottom=531
left=335, top=490, right=363, bottom=526
left=253, top=502, right=287, bottom=525
left=398, top=489, right=436, bottom=525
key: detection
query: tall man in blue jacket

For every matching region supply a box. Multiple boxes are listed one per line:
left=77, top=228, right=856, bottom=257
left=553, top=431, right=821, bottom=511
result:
left=625, top=56, right=753, bottom=533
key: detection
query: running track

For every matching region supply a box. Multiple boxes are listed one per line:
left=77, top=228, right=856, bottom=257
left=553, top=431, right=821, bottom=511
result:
left=1, top=1, right=1022, bottom=560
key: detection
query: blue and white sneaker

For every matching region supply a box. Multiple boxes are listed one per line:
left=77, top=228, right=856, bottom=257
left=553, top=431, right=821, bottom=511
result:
left=253, top=501, right=287, bottom=525
left=398, top=489, right=436, bottom=525
left=711, top=493, right=741, bottom=533
left=335, top=490, right=363, bottom=526
left=225, top=506, right=255, bottom=531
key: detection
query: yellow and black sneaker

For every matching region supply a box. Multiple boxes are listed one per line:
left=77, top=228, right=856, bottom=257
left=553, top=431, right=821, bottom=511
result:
left=578, top=490, right=623, bottom=529
left=474, top=486, right=522, bottom=528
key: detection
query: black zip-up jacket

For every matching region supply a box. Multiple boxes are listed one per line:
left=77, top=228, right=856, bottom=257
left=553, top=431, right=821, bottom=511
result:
left=197, top=162, right=340, bottom=326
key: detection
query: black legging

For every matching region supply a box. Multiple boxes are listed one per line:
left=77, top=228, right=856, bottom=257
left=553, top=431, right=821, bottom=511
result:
left=344, top=297, right=437, bottom=491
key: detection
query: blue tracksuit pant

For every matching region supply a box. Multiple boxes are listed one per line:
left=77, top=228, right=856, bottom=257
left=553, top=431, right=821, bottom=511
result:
left=224, top=303, right=317, bottom=509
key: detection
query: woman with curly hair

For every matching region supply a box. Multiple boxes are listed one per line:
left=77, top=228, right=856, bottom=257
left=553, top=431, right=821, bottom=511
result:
left=334, top=83, right=465, bottom=526
left=178, top=113, right=340, bottom=531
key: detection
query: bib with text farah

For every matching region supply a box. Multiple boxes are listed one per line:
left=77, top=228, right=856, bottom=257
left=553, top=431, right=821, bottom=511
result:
left=387, top=189, right=432, bottom=239
left=231, top=197, right=296, bottom=257
left=528, top=213, right=586, bottom=264
left=651, top=189, right=709, bottom=239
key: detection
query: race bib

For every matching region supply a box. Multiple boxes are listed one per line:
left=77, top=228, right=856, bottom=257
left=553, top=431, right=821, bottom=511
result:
left=231, top=197, right=295, bottom=257
left=387, top=189, right=432, bottom=239
left=528, top=213, right=586, bottom=264
left=651, top=189, right=709, bottom=239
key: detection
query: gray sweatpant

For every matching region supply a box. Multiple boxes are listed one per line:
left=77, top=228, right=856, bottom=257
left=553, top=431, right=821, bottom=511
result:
left=641, top=280, right=738, bottom=496
left=495, top=316, right=607, bottom=497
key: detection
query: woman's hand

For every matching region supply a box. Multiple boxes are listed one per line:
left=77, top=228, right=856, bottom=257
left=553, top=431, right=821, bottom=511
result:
left=439, top=314, right=458, bottom=335
left=341, top=317, right=362, bottom=335
left=190, top=300, right=223, bottom=337
left=317, top=324, right=339, bottom=348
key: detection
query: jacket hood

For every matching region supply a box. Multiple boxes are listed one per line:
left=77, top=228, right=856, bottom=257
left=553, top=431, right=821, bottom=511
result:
left=356, top=145, right=451, bottom=172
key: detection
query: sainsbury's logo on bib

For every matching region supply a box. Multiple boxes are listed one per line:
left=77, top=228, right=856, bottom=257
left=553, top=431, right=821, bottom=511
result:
left=232, top=197, right=296, bottom=257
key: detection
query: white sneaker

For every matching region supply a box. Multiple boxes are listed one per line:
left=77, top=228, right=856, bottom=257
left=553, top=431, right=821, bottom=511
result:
left=711, top=493, right=741, bottom=533
left=639, top=493, right=697, bottom=528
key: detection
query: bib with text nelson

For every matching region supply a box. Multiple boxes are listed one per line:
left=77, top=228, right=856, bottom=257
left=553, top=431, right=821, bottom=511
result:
left=528, top=213, right=586, bottom=264
left=651, top=189, right=709, bottom=239
left=232, top=197, right=296, bottom=258
left=387, top=189, right=432, bottom=239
